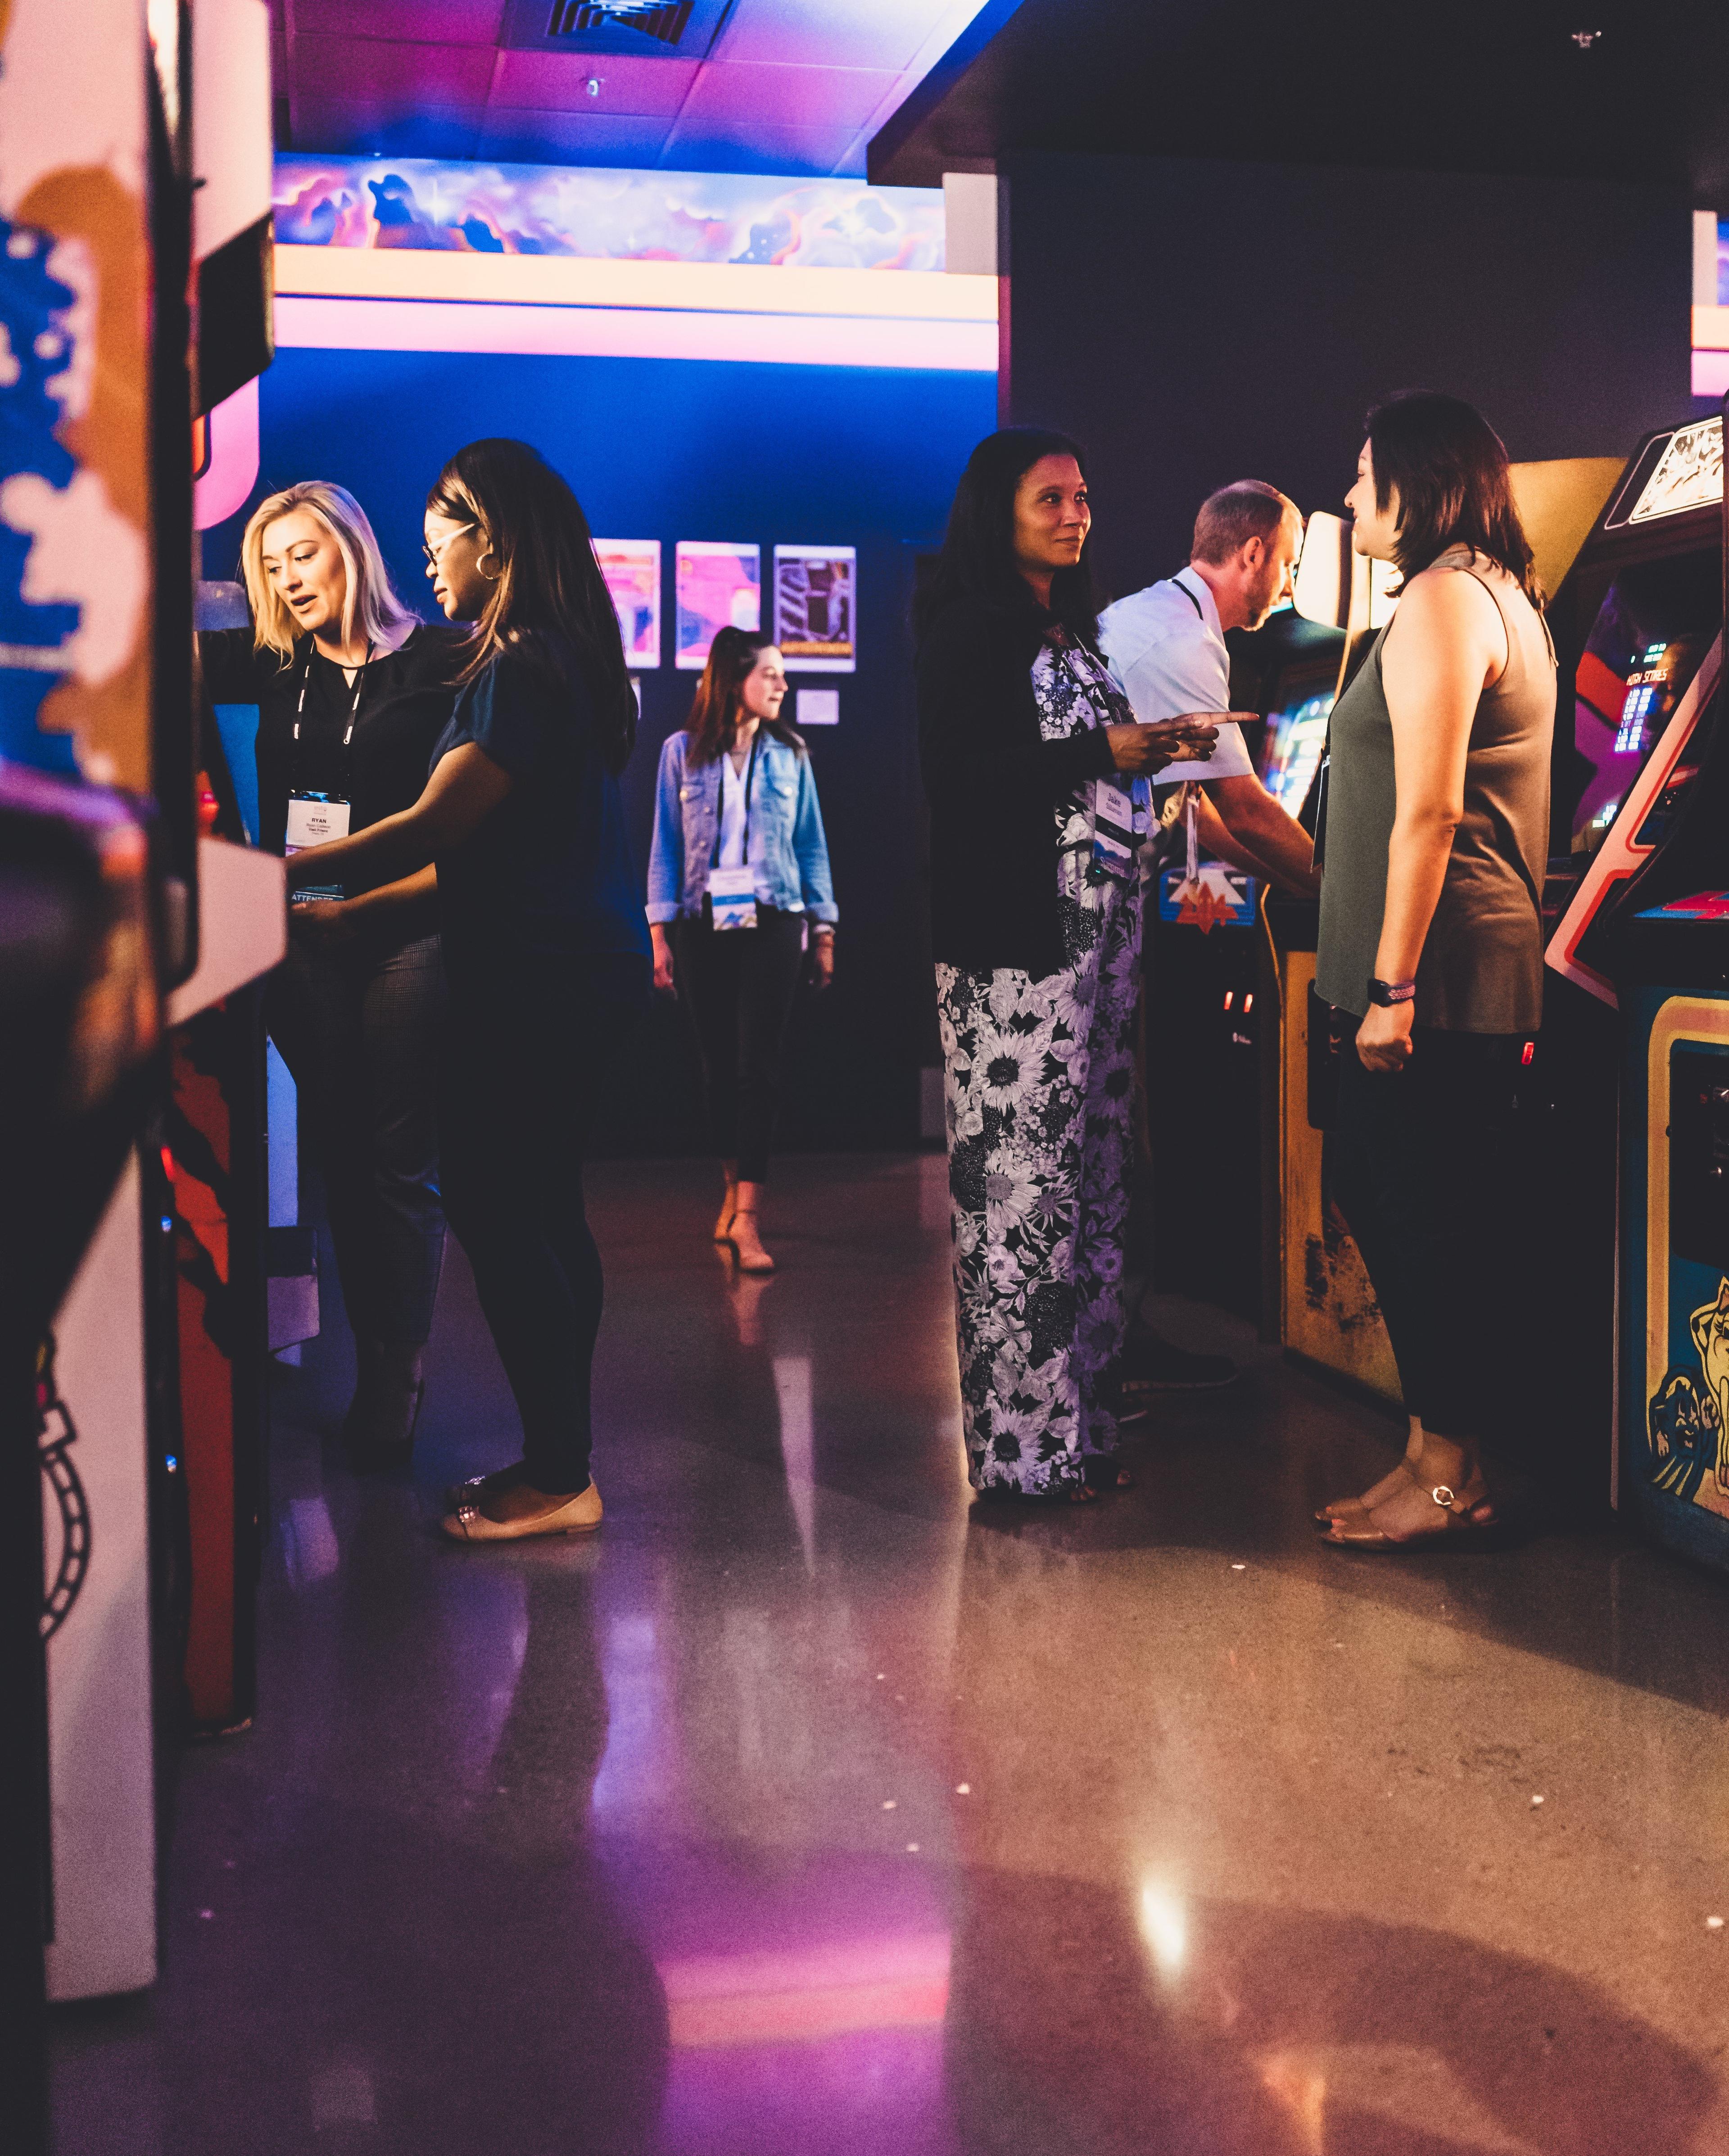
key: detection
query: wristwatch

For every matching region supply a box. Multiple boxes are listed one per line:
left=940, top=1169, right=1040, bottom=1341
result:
left=1366, top=976, right=1417, bottom=1007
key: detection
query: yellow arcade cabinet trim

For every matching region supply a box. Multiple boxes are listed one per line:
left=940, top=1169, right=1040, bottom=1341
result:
left=1641, top=996, right=1729, bottom=1513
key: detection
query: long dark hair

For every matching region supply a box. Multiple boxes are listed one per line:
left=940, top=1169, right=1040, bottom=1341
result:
left=1364, top=391, right=1541, bottom=606
left=915, top=426, right=1101, bottom=646
left=685, top=626, right=804, bottom=768
left=427, top=437, right=637, bottom=773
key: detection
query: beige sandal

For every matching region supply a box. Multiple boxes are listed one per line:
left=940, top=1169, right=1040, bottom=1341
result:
left=1324, top=1469, right=1499, bottom=1554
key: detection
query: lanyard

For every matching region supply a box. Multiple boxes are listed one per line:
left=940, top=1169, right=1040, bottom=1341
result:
left=712, top=732, right=760, bottom=866
left=290, top=640, right=373, bottom=790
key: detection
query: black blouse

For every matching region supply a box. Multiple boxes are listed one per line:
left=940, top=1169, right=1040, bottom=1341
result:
left=201, top=623, right=462, bottom=876
left=428, top=633, right=650, bottom=1006
left=915, top=594, right=1118, bottom=978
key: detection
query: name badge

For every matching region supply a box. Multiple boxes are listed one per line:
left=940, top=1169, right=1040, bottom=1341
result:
left=286, top=792, right=351, bottom=902
left=1091, top=777, right=1147, bottom=884
left=708, top=861, right=759, bottom=932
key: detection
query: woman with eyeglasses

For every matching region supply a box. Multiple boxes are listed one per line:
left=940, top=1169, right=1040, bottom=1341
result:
left=203, top=482, right=461, bottom=1466
left=283, top=439, right=650, bottom=1544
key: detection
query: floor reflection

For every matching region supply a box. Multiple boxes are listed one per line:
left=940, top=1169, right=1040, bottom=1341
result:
left=45, top=1155, right=1729, bottom=2154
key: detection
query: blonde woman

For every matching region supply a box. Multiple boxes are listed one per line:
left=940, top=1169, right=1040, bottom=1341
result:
left=202, top=482, right=461, bottom=1466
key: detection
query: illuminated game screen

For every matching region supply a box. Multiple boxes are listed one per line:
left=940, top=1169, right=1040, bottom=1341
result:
left=1259, top=661, right=1336, bottom=812
left=1570, top=553, right=1719, bottom=848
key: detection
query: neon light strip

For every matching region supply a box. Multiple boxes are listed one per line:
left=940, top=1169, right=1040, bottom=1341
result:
left=274, top=295, right=997, bottom=371
left=275, top=244, right=996, bottom=323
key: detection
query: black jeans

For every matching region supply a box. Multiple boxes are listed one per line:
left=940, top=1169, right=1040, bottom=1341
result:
left=1328, top=1026, right=1525, bottom=1441
left=267, top=929, right=447, bottom=1345
left=673, top=906, right=806, bottom=1183
left=437, top=983, right=641, bottom=1496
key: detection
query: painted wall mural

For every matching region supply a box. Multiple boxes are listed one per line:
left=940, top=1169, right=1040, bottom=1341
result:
left=0, top=0, right=153, bottom=787
left=274, top=156, right=946, bottom=271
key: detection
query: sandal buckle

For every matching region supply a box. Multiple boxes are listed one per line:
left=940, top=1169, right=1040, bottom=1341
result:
left=1430, top=1484, right=1457, bottom=1510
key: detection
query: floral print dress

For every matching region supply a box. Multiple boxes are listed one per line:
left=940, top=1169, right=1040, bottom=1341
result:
left=936, top=634, right=1146, bottom=1495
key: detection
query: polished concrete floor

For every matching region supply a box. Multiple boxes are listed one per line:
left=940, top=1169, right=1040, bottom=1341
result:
left=49, top=1154, right=1729, bottom=2154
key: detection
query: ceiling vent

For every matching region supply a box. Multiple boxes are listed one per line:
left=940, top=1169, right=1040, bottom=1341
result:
left=546, top=2, right=694, bottom=41
left=505, top=0, right=727, bottom=56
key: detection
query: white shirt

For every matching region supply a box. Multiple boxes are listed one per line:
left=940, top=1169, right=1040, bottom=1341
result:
left=717, top=741, right=776, bottom=900
left=1097, top=566, right=1255, bottom=788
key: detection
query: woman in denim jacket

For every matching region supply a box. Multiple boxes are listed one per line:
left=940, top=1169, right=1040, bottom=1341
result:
left=647, top=627, right=837, bottom=1273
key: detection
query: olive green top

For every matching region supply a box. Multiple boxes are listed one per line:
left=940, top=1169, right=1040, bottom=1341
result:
left=1315, top=547, right=1556, bottom=1031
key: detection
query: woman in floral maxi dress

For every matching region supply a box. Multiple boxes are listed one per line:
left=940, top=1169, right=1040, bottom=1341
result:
left=916, top=430, right=1223, bottom=1501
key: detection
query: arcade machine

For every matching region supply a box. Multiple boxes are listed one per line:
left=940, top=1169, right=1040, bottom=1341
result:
left=1257, top=514, right=1402, bottom=1400
left=1547, top=408, right=1729, bottom=1567
left=3, top=0, right=281, bottom=2106
left=1514, top=425, right=1724, bottom=1509
left=1143, top=594, right=1341, bottom=1324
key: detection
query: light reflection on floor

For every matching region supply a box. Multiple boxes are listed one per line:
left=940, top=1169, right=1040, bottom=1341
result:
left=46, top=1155, right=1729, bottom=2154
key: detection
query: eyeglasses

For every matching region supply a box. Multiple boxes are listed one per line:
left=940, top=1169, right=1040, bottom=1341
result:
left=422, top=523, right=476, bottom=569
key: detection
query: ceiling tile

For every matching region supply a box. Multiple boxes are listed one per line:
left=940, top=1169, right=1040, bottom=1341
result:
left=677, top=63, right=900, bottom=131
left=715, top=0, right=949, bottom=74
left=292, top=36, right=497, bottom=105
left=491, top=50, right=699, bottom=117
left=290, top=100, right=484, bottom=161
left=475, top=109, right=675, bottom=161
left=659, top=113, right=857, bottom=176
left=290, top=0, right=506, bottom=41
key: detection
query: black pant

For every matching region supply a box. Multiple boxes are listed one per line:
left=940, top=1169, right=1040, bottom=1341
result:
left=673, top=906, right=805, bottom=1183
left=267, top=929, right=447, bottom=1345
left=1328, top=1026, right=1525, bottom=1440
left=437, top=982, right=642, bottom=1495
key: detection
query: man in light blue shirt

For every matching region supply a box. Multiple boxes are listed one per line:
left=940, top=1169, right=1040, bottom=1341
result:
left=1100, top=480, right=1318, bottom=894
left=1099, top=482, right=1319, bottom=1399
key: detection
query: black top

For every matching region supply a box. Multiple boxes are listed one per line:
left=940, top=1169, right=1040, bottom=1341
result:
left=916, top=594, right=1118, bottom=978
left=429, top=632, right=651, bottom=1005
left=201, top=623, right=462, bottom=873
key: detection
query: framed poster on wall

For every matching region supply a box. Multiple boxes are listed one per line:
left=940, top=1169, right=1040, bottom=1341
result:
left=675, top=541, right=760, bottom=670
left=594, top=539, right=661, bottom=669
left=774, top=545, right=856, bottom=672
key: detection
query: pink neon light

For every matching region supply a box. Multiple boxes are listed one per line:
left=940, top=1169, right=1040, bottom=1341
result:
left=1692, top=349, right=1729, bottom=398
left=194, top=377, right=260, bottom=531
left=274, top=295, right=996, bottom=372
left=657, top=1933, right=952, bottom=2049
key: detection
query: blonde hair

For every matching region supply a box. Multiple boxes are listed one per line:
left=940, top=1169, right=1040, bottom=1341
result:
left=239, top=481, right=417, bottom=661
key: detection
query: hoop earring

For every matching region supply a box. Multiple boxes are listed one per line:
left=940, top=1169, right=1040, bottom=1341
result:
left=478, top=552, right=502, bottom=583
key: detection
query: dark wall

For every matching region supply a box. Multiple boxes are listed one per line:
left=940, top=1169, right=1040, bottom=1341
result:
left=205, top=348, right=995, bottom=1157
left=1002, top=152, right=1697, bottom=602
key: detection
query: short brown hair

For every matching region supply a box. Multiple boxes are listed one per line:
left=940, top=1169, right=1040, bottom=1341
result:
left=1191, top=480, right=1294, bottom=566
left=1364, top=390, right=1540, bottom=604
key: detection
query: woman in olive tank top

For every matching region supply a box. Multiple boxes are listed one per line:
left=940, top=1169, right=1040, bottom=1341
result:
left=1314, top=392, right=1555, bottom=1552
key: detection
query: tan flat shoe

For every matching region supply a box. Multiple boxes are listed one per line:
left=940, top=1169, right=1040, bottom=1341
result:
left=442, top=1477, right=603, bottom=1543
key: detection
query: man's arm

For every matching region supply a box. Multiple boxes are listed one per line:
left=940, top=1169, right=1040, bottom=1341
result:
left=1201, top=775, right=1320, bottom=897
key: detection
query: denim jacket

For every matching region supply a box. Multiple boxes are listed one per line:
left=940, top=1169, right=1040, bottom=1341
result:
left=647, top=728, right=838, bottom=926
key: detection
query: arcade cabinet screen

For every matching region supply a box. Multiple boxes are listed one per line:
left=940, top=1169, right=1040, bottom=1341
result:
left=1260, top=661, right=1335, bottom=812
left=1570, top=551, right=1720, bottom=851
